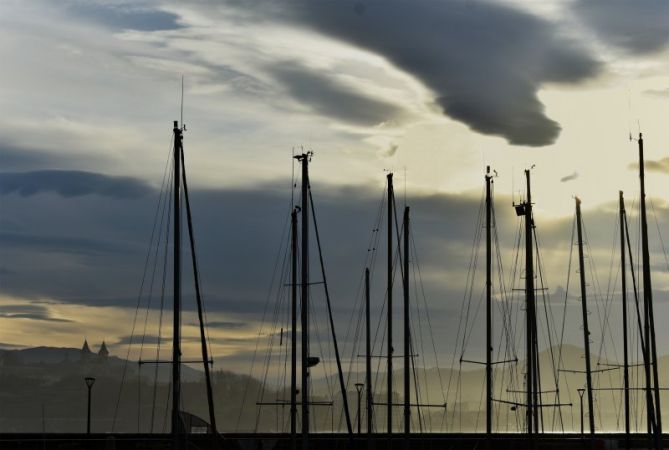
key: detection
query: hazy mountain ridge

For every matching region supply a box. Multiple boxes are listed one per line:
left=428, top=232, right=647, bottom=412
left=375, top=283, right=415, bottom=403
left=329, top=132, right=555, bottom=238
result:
left=0, top=344, right=667, bottom=433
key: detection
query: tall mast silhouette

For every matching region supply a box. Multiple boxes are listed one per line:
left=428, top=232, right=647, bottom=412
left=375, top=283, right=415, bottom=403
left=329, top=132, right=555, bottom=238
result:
left=290, top=207, right=298, bottom=450
left=403, top=206, right=411, bottom=445
left=171, top=120, right=183, bottom=449
left=365, top=267, right=373, bottom=443
left=296, top=153, right=311, bottom=450
left=387, top=172, right=394, bottom=437
left=513, top=169, right=541, bottom=436
left=485, top=166, right=493, bottom=435
left=619, top=192, right=630, bottom=450
left=575, top=197, right=595, bottom=437
left=636, top=134, right=662, bottom=434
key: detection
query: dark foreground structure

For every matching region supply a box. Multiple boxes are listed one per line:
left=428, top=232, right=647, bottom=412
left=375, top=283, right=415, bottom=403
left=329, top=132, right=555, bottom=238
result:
left=0, top=433, right=665, bottom=450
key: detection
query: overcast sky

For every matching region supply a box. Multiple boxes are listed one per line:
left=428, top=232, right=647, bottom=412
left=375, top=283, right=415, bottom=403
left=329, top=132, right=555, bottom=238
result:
left=1, top=0, right=669, bottom=378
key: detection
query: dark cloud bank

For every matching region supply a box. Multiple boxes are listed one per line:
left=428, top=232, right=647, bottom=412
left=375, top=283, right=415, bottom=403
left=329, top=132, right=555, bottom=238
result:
left=224, top=0, right=601, bottom=146
left=0, top=170, right=153, bottom=199
left=3, top=168, right=669, bottom=359
left=3, top=168, right=668, bottom=314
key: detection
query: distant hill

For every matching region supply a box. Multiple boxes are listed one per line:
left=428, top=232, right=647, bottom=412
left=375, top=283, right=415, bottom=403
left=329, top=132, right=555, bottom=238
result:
left=0, top=345, right=203, bottom=382
left=0, top=343, right=666, bottom=433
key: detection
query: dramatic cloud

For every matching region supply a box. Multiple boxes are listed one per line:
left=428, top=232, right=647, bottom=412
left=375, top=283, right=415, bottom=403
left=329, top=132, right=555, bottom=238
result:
left=0, top=170, right=153, bottom=198
left=573, top=0, right=669, bottom=54
left=230, top=0, right=600, bottom=146
left=268, top=61, right=407, bottom=127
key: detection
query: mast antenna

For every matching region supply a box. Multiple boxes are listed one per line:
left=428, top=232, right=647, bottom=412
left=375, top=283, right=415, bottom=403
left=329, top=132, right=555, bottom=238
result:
left=180, top=75, right=186, bottom=131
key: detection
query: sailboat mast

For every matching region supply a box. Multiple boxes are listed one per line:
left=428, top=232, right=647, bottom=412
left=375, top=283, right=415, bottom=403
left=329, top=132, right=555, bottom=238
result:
left=637, top=133, right=662, bottom=434
left=171, top=120, right=182, bottom=447
left=298, top=154, right=310, bottom=448
left=485, top=166, right=493, bottom=435
left=387, top=172, right=394, bottom=437
left=291, top=208, right=298, bottom=449
left=619, top=192, right=630, bottom=449
left=403, top=206, right=410, bottom=442
left=523, top=169, right=535, bottom=436
left=575, top=197, right=595, bottom=435
left=365, top=267, right=373, bottom=439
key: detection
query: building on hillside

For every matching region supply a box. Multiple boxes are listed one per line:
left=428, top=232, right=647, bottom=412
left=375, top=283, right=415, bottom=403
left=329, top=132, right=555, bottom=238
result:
left=81, top=339, right=92, bottom=360
left=98, top=341, right=109, bottom=358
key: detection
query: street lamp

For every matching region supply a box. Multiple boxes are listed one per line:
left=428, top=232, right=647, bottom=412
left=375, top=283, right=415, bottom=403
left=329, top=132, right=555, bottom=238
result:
left=355, top=383, right=364, bottom=434
left=85, top=377, right=96, bottom=434
left=577, top=388, right=585, bottom=436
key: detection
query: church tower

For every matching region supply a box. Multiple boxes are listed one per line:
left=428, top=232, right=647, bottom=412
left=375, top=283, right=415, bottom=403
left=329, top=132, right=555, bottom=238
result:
left=98, top=341, right=109, bottom=359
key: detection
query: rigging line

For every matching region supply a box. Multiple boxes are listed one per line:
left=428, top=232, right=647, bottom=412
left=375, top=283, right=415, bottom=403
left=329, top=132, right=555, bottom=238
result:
left=151, top=170, right=173, bottom=433
left=491, top=192, right=518, bottom=366
left=584, top=219, right=623, bottom=427
left=445, top=187, right=484, bottom=408
left=180, top=145, right=219, bottom=434
left=408, top=322, right=424, bottom=432
left=255, top=238, right=291, bottom=431
left=458, top=189, right=486, bottom=359
left=369, top=243, right=404, bottom=429
left=235, top=198, right=293, bottom=432
left=649, top=198, right=669, bottom=272
left=624, top=204, right=658, bottom=434
left=533, top=226, right=566, bottom=432
left=556, top=213, right=576, bottom=413
left=583, top=221, right=617, bottom=365
left=450, top=190, right=486, bottom=430
left=410, top=232, right=447, bottom=405
left=587, top=214, right=623, bottom=423
left=492, top=199, right=517, bottom=363
left=600, top=215, right=621, bottom=363
left=138, top=162, right=173, bottom=374
left=309, top=188, right=354, bottom=435
left=342, top=185, right=385, bottom=398
left=342, top=185, right=385, bottom=371
left=255, top=284, right=288, bottom=430
left=408, top=251, right=427, bottom=430
left=112, top=134, right=174, bottom=432
left=492, top=180, right=521, bottom=432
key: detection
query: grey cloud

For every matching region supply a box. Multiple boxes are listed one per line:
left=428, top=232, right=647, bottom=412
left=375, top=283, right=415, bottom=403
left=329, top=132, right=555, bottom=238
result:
left=0, top=231, right=131, bottom=256
left=0, top=170, right=153, bottom=199
left=3, top=176, right=668, bottom=362
left=0, top=313, right=73, bottom=323
left=66, top=2, right=183, bottom=32
left=231, top=0, right=600, bottom=146
left=0, top=140, right=121, bottom=173
left=0, top=144, right=70, bottom=171
left=628, top=157, right=669, bottom=174
left=385, top=143, right=399, bottom=157
left=644, top=88, right=669, bottom=98
left=114, top=334, right=165, bottom=346
left=202, top=321, right=248, bottom=329
left=573, top=0, right=669, bottom=54
left=0, top=304, right=74, bottom=323
left=560, top=171, right=579, bottom=182
left=268, top=61, right=407, bottom=127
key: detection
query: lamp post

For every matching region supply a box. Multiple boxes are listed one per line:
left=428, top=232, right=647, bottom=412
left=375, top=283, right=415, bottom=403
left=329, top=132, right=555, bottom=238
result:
left=355, top=383, right=364, bottom=434
left=85, top=377, right=96, bottom=434
left=577, top=388, right=585, bottom=437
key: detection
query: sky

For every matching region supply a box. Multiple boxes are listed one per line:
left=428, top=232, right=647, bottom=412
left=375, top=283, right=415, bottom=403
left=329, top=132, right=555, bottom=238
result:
left=1, top=0, right=669, bottom=379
